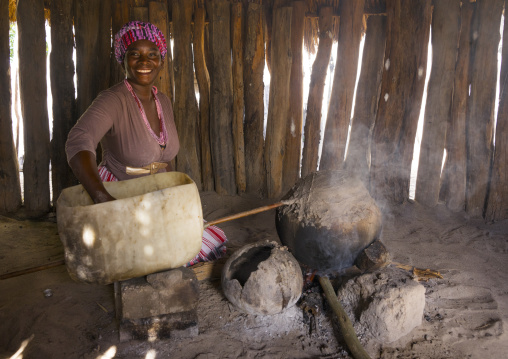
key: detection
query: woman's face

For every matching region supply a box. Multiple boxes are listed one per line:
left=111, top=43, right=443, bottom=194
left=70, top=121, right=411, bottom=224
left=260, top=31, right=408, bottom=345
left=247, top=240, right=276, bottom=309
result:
left=123, top=39, right=164, bottom=87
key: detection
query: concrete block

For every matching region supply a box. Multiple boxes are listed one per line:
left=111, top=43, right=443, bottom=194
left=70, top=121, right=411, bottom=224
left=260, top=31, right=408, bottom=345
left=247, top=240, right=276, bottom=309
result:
left=114, top=267, right=199, bottom=341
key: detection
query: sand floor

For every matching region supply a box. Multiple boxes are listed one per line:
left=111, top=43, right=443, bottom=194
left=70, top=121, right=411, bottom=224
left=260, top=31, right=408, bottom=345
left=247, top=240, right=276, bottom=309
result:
left=1, top=191, right=507, bottom=359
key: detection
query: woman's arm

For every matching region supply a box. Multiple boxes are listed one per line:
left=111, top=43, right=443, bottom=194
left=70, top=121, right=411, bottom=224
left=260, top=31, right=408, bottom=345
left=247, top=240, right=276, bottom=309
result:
left=69, top=151, right=116, bottom=204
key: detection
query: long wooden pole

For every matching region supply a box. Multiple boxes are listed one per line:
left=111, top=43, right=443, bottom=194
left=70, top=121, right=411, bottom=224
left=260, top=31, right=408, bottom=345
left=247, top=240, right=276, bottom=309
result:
left=319, top=276, right=372, bottom=359
left=204, top=202, right=286, bottom=228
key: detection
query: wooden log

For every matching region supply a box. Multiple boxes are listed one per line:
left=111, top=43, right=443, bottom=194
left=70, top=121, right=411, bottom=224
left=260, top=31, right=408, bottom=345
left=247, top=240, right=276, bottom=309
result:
left=17, top=0, right=50, bottom=216
left=344, top=15, right=387, bottom=185
left=370, top=0, right=431, bottom=204
left=50, top=0, right=78, bottom=202
left=320, top=0, right=365, bottom=171
left=193, top=2, right=214, bottom=191
left=111, top=0, right=132, bottom=85
left=74, top=0, right=111, bottom=118
left=466, top=0, right=504, bottom=218
left=0, top=0, right=21, bottom=213
left=301, top=6, right=334, bottom=178
left=231, top=1, right=246, bottom=193
left=208, top=0, right=236, bottom=195
left=282, top=1, right=305, bottom=193
left=415, top=0, right=460, bottom=207
left=440, top=2, right=475, bottom=212
left=485, top=0, right=508, bottom=221
left=149, top=1, right=173, bottom=102
left=243, top=1, right=266, bottom=196
left=172, top=0, right=202, bottom=189
left=265, top=6, right=292, bottom=198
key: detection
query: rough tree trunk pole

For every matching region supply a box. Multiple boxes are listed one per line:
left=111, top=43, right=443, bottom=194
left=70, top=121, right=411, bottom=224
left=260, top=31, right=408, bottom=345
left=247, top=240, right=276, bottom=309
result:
left=173, top=0, right=202, bottom=189
left=320, top=0, right=365, bottom=171
left=300, top=6, right=333, bottom=178
left=415, top=0, right=460, bottom=207
left=231, top=1, right=246, bottom=193
left=111, top=0, right=131, bottom=86
left=243, top=1, right=266, bottom=196
left=50, top=0, right=78, bottom=202
left=466, top=0, right=503, bottom=218
left=17, top=0, right=50, bottom=216
left=265, top=6, right=292, bottom=198
left=208, top=0, right=236, bottom=195
left=149, top=1, right=173, bottom=101
left=0, top=0, right=22, bottom=213
left=440, top=2, right=475, bottom=212
left=193, top=1, right=214, bottom=191
left=345, top=15, right=387, bottom=186
left=370, top=0, right=431, bottom=204
left=485, top=0, right=508, bottom=221
left=282, top=1, right=305, bottom=193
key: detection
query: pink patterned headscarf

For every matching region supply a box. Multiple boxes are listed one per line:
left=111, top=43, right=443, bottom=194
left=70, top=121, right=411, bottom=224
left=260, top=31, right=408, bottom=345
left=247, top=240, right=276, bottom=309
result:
left=114, top=21, right=167, bottom=63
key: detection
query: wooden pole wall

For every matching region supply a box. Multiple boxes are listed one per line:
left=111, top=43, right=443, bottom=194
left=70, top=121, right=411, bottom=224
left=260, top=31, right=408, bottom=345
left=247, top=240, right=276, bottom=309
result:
left=243, top=1, right=265, bottom=196
left=4, top=0, right=508, bottom=221
left=345, top=15, right=386, bottom=185
left=415, top=0, right=460, bottom=207
left=320, top=0, right=365, bottom=170
left=486, top=0, right=508, bottom=221
left=301, top=6, right=333, bottom=178
left=231, top=1, right=246, bottom=193
left=466, top=0, right=504, bottom=217
left=17, top=0, right=50, bottom=216
left=208, top=0, right=236, bottom=195
left=193, top=2, right=214, bottom=191
left=173, top=0, right=202, bottom=189
left=440, top=2, right=475, bottom=212
left=0, top=0, right=21, bottom=213
left=282, top=0, right=305, bottom=193
left=370, top=0, right=431, bottom=204
left=265, top=6, right=292, bottom=198
left=50, top=0, right=77, bottom=202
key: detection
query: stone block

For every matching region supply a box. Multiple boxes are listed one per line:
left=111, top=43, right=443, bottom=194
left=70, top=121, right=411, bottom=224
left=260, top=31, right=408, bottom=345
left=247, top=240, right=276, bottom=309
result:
left=338, top=267, right=426, bottom=343
left=114, top=267, right=199, bottom=341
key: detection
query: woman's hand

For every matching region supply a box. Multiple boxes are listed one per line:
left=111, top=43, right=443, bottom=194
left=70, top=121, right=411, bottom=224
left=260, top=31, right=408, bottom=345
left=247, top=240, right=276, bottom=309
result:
left=69, top=151, right=116, bottom=204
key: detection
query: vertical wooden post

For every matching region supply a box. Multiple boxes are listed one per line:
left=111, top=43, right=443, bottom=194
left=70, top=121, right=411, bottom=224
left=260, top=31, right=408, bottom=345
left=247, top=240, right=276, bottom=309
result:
left=111, top=0, right=131, bottom=86
left=282, top=1, right=305, bottom=193
left=440, top=2, right=475, bottom=212
left=208, top=0, right=236, bottom=195
left=320, top=0, right=365, bottom=170
left=50, top=0, right=78, bottom=202
left=0, top=0, right=22, bottom=213
left=193, top=1, right=214, bottom=191
left=243, top=1, right=266, bottom=196
left=231, top=1, right=246, bottom=193
left=415, top=0, right=460, bottom=207
left=265, top=6, right=292, bottom=198
left=370, top=0, right=431, bottom=204
left=149, top=1, right=173, bottom=102
left=486, top=0, right=508, bottom=221
left=17, top=0, right=50, bottom=216
left=301, top=6, right=333, bottom=178
left=466, top=0, right=504, bottom=217
left=345, top=15, right=387, bottom=185
left=173, top=0, right=202, bottom=189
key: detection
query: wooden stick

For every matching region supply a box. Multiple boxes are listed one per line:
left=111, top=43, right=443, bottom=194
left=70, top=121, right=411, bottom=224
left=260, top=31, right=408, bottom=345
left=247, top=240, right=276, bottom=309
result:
left=204, top=201, right=286, bottom=228
left=0, top=259, right=65, bottom=280
left=319, top=276, right=372, bottom=359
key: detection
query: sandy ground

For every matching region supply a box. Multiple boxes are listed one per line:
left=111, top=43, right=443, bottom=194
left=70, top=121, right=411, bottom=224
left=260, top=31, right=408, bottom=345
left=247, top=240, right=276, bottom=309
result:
left=1, top=190, right=507, bottom=359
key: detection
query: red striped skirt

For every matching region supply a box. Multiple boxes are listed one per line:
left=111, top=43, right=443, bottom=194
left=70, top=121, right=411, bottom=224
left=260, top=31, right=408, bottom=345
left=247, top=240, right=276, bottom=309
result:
left=98, top=166, right=227, bottom=266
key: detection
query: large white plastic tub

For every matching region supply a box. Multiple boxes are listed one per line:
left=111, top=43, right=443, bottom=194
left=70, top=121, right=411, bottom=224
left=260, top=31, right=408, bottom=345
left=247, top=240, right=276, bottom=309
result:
left=56, top=172, right=203, bottom=285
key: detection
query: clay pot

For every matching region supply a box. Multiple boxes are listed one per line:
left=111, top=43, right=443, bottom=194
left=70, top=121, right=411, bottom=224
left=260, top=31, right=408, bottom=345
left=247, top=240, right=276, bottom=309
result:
left=221, top=241, right=303, bottom=315
left=276, top=170, right=382, bottom=273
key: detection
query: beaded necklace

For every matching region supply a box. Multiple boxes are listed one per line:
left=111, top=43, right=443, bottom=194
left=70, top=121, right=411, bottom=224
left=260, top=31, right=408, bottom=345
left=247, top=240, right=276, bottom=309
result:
left=124, top=79, right=168, bottom=148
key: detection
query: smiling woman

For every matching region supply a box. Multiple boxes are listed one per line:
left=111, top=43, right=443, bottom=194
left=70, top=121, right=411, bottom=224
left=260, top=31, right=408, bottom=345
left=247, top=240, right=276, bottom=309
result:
left=64, top=21, right=227, bottom=267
